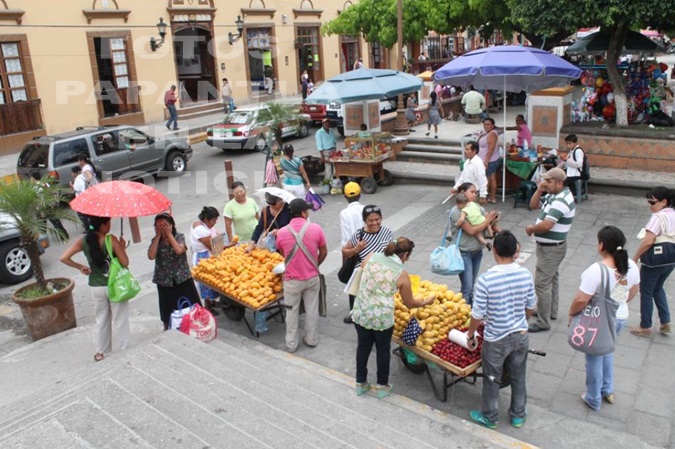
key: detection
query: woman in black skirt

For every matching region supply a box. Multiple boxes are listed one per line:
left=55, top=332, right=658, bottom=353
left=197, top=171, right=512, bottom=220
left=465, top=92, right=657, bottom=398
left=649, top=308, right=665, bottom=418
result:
left=148, top=213, right=201, bottom=330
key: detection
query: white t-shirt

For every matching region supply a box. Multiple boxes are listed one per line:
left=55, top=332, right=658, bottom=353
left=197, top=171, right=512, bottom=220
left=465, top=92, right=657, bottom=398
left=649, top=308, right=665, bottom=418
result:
left=579, top=260, right=640, bottom=320
left=189, top=222, right=217, bottom=255
left=73, top=174, right=87, bottom=196
left=82, top=163, right=99, bottom=186
left=339, top=202, right=364, bottom=247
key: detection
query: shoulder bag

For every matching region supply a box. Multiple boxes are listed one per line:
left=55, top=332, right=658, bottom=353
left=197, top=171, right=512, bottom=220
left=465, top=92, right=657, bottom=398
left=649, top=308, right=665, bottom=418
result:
left=567, top=263, right=619, bottom=356
left=639, top=213, right=675, bottom=267
left=430, top=215, right=464, bottom=276
left=285, top=221, right=326, bottom=317
left=105, top=235, right=142, bottom=303
left=338, top=229, right=364, bottom=283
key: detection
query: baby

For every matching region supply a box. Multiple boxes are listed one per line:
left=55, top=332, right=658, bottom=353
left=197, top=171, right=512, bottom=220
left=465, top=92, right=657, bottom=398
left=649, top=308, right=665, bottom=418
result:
left=455, top=193, right=499, bottom=250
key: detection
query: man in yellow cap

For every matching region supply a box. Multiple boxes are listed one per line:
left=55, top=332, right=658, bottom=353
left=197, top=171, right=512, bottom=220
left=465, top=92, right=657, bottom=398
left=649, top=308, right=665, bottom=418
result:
left=340, top=181, right=364, bottom=323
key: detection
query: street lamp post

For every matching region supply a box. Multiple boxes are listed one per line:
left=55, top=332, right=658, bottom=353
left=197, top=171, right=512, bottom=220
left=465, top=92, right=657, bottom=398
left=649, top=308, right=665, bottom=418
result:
left=393, top=0, right=410, bottom=136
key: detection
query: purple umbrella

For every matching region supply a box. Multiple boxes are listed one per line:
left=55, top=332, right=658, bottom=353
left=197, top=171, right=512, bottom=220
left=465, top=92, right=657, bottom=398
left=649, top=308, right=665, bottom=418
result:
left=434, top=46, right=581, bottom=201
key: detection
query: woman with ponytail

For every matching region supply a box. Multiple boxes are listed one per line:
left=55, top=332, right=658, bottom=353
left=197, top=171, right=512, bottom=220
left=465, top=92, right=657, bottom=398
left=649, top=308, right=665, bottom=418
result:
left=568, top=226, right=640, bottom=411
left=60, top=216, right=130, bottom=362
left=350, top=237, right=435, bottom=399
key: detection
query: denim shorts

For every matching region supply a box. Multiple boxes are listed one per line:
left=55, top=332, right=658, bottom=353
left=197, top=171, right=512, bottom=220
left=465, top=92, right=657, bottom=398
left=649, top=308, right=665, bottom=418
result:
left=486, top=159, right=501, bottom=176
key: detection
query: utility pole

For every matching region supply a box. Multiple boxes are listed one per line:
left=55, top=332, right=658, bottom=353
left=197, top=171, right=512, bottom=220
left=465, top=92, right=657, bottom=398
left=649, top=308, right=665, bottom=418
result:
left=393, top=0, right=410, bottom=136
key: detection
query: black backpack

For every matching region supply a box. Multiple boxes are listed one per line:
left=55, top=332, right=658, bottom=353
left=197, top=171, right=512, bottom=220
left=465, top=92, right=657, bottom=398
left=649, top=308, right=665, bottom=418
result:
left=572, top=147, right=591, bottom=181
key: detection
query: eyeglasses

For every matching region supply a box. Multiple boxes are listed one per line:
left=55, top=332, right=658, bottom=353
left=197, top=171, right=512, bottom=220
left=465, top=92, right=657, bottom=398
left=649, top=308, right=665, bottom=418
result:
left=647, top=199, right=658, bottom=205
left=364, top=206, right=381, bottom=214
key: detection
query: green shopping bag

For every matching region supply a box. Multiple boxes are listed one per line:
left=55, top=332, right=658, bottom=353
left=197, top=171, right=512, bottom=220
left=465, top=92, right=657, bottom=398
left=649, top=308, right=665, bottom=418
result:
left=105, top=235, right=141, bottom=303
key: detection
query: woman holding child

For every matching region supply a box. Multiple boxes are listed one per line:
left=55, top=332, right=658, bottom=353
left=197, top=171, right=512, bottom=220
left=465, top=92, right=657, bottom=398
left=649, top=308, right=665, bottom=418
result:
left=448, top=182, right=499, bottom=305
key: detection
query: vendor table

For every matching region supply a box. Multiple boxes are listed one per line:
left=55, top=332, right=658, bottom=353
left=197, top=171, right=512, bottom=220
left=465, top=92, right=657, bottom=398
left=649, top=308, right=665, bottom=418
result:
left=200, top=279, right=287, bottom=337
left=393, top=336, right=546, bottom=402
left=392, top=336, right=481, bottom=402
left=333, top=158, right=393, bottom=194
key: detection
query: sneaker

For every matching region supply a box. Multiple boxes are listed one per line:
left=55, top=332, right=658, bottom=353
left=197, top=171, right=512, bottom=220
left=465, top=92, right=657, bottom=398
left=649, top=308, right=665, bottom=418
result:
left=355, top=382, right=370, bottom=396
left=374, top=384, right=392, bottom=399
left=511, top=415, right=526, bottom=428
left=603, top=393, right=615, bottom=404
left=343, top=316, right=354, bottom=324
left=469, top=410, right=498, bottom=429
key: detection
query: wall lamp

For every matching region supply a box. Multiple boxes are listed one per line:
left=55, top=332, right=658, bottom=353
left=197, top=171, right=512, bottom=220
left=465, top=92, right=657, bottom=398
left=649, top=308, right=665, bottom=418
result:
left=150, top=18, right=167, bottom=52
left=228, top=15, right=245, bottom=45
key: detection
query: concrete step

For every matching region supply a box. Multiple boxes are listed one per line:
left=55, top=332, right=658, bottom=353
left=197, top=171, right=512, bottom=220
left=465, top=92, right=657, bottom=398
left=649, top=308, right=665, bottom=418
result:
left=0, top=330, right=528, bottom=449
left=407, top=137, right=463, bottom=147
left=176, top=101, right=224, bottom=121
left=405, top=143, right=463, bottom=154
left=396, top=151, right=462, bottom=165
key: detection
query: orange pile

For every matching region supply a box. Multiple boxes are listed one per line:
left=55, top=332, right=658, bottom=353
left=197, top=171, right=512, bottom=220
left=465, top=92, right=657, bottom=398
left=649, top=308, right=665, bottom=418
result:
left=192, top=245, right=284, bottom=309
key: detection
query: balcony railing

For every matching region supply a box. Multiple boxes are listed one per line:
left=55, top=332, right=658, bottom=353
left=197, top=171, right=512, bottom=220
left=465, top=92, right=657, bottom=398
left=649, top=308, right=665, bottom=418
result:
left=0, top=99, right=44, bottom=136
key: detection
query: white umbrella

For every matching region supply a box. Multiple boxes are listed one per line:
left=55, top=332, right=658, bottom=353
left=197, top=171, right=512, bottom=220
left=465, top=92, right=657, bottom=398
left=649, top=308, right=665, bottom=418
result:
left=255, top=187, right=296, bottom=204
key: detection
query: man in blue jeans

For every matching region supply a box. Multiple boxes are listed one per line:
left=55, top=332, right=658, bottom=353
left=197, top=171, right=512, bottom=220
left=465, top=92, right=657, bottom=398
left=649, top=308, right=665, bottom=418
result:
left=467, top=231, right=537, bottom=429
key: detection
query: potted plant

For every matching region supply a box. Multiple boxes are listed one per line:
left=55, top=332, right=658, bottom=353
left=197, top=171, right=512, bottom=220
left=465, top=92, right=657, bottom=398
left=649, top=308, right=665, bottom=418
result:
left=0, top=176, right=77, bottom=340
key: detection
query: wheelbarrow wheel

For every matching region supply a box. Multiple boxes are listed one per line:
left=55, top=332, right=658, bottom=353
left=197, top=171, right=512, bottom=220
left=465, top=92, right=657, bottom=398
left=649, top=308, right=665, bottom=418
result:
left=220, top=295, right=245, bottom=321
left=378, top=169, right=394, bottom=186
left=360, top=176, right=377, bottom=194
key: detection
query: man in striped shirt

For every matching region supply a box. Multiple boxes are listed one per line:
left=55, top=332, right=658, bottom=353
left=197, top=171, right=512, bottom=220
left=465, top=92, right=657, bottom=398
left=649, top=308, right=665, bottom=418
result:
left=525, top=167, right=576, bottom=332
left=467, top=231, right=536, bottom=429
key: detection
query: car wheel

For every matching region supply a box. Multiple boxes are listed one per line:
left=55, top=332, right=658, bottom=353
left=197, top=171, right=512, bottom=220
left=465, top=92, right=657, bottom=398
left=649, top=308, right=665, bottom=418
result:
left=360, top=176, right=377, bottom=194
left=0, top=240, right=33, bottom=285
left=297, top=123, right=309, bottom=138
left=165, top=151, right=186, bottom=172
left=254, top=136, right=267, bottom=152
left=337, top=126, right=345, bottom=137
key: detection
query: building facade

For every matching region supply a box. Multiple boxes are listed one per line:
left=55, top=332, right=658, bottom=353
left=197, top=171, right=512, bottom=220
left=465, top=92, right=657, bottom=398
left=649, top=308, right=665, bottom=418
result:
left=0, top=0, right=377, bottom=154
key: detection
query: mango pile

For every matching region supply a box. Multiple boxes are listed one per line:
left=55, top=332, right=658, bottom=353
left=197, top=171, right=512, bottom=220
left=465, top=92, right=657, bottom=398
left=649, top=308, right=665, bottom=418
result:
left=192, top=245, right=284, bottom=309
left=393, top=280, right=471, bottom=352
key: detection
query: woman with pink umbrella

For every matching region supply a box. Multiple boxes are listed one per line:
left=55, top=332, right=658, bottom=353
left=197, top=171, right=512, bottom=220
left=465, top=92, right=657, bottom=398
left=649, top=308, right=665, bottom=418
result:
left=60, top=216, right=130, bottom=362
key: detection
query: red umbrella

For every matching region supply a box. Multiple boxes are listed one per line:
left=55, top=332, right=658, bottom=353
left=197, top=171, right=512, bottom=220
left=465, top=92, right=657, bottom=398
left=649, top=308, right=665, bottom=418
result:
left=70, top=180, right=171, bottom=218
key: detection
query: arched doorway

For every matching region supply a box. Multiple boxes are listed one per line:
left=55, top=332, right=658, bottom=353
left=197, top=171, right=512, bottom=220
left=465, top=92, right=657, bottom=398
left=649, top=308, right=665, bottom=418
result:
left=173, top=25, right=217, bottom=104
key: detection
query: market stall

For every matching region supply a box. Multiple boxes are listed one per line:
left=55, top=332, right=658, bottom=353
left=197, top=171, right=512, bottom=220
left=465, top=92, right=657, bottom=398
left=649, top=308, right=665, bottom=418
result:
left=330, top=132, right=398, bottom=194
left=192, top=245, right=287, bottom=337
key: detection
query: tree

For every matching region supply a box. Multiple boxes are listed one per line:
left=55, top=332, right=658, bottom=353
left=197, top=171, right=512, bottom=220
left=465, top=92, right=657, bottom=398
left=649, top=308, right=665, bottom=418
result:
left=0, top=178, right=74, bottom=295
left=507, top=0, right=675, bottom=126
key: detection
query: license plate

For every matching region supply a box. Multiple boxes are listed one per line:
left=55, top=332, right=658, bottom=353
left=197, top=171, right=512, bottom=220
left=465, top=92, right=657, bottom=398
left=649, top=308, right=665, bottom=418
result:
left=224, top=132, right=233, bottom=138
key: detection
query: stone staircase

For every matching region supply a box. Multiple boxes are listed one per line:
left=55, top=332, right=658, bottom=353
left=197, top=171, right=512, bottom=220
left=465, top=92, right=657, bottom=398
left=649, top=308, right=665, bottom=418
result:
left=396, top=137, right=464, bottom=165
left=0, top=330, right=530, bottom=449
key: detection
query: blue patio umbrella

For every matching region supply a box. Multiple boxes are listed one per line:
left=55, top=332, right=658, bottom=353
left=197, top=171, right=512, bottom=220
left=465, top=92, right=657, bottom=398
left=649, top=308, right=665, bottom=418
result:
left=305, top=67, right=422, bottom=104
left=434, top=46, right=582, bottom=201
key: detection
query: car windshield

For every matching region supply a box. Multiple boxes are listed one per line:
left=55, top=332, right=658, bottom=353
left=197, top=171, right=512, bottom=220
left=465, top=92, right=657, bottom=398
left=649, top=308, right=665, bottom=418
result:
left=17, top=143, right=49, bottom=168
left=223, top=112, right=253, bottom=125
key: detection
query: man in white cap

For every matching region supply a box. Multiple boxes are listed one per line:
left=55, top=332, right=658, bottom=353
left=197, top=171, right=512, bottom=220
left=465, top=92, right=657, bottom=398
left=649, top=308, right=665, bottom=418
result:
left=525, top=167, right=576, bottom=332
left=276, top=198, right=328, bottom=352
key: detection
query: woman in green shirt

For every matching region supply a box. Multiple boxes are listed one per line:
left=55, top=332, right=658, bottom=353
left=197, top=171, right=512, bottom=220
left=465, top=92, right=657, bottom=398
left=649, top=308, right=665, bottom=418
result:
left=351, top=237, right=434, bottom=398
left=60, top=216, right=130, bottom=362
left=223, top=181, right=260, bottom=244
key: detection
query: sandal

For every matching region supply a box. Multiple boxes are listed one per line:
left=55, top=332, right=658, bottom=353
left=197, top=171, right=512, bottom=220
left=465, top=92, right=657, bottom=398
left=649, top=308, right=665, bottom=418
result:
left=94, top=353, right=105, bottom=362
left=487, top=198, right=497, bottom=204
left=629, top=327, right=653, bottom=338
left=660, top=323, right=671, bottom=334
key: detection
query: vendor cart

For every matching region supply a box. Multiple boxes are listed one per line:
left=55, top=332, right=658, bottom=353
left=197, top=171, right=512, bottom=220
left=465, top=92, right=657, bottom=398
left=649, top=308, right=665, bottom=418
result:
left=393, top=336, right=546, bottom=402
left=198, top=278, right=288, bottom=337
left=333, top=158, right=393, bottom=194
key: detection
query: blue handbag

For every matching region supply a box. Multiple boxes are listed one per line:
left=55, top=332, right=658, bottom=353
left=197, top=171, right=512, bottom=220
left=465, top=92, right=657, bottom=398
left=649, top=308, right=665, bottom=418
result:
left=430, top=216, right=464, bottom=275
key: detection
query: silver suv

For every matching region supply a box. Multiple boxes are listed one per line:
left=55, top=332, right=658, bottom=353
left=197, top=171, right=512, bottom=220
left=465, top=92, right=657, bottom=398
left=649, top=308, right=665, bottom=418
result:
left=16, top=126, right=193, bottom=186
left=0, top=213, right=49, bottom=285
